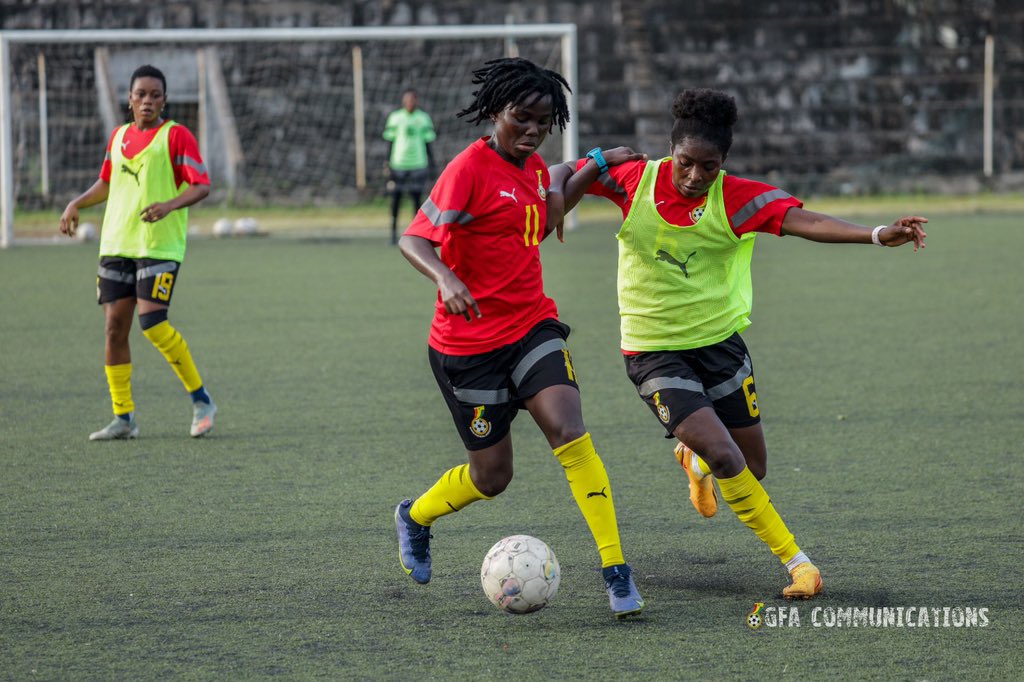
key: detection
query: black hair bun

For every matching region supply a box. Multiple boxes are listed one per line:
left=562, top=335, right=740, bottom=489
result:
left=671, top=88, right=738, bottom=128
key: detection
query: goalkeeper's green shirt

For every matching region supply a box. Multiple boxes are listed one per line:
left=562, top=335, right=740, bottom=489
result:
left=100, top=122, right=189, bottom=262
left=616, top=160, right=756, bottom=351
left=382, top=108, right=436, bottom=171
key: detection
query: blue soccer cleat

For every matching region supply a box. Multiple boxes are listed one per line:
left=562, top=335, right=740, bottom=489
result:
left=602, top=563, right=645, bottom=619
left=89, top=415, right=139, bottom=441
left=395, top=499, right=432, bottom=584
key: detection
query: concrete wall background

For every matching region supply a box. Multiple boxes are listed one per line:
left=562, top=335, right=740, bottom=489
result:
left=3, top=0, right=1021, bottom=197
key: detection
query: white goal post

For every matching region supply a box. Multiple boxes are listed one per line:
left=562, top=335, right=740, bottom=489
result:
left=0, top=24, right=579, bottom=248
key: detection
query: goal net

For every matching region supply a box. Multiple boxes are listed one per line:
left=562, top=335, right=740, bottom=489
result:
left=0, top=25, right=578, bottom=246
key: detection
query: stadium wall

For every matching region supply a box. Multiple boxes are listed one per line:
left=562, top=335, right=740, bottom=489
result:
left=3, top=0, right=1022, bottom=197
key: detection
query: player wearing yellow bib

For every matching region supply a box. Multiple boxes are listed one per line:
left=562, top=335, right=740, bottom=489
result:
left=59, top=65, right=215, bottom=441
left=550, top=89, right=927, bottom=599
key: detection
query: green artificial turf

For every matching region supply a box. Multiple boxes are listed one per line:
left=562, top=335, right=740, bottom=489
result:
left=1, top=211, right=1020, bottom=679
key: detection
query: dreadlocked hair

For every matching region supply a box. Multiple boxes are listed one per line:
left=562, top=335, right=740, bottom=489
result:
left=670, top=88, right=738, bottom=156
left=457, top=57, right=571, bottom=130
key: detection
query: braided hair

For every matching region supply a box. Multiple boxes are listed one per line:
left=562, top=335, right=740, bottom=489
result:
left=457, top=57, right=571, bottom=130
left=670, top=88, right=738, bottom=156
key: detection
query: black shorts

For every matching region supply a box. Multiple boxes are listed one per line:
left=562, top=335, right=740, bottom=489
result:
left=390, top=168, right=429, bottom=194
left=429, top=319, right=580, bottom=450
left=623, top=332, right=761, bottom=437
left=97, top=257, right=181, bottom=306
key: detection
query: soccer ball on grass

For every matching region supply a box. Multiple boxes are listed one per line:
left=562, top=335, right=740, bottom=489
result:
left=480, top=535, right=560, bottom=614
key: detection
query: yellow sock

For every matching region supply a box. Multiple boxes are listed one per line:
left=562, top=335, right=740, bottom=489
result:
left=554, top=432, right=625, bottom=568
left=104, top=363, right=134, bottom=416
left=718, top=467, right=801, bottom=564
left=142, top=320, right=203, bottom=392
left=410, top=463, right=492, bottom=526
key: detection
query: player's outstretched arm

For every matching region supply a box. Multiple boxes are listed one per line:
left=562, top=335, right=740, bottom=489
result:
left=781, top=208, right=928, bottom=251
left=59, top=179, right=109, bottom=237
left=398, top=234, right=481, bottom=322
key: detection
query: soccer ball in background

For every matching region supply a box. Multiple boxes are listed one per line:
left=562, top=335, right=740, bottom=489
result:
left=76, top=222, right=97, bottom=242
left=480, top=535, right=560, bottom=614
left=212, top=218, right=233, bottom=237
left=233, top=216, right=259, bottom=235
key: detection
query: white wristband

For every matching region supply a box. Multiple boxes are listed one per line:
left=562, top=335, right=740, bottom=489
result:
left=871, top=224, right=886, bottom=247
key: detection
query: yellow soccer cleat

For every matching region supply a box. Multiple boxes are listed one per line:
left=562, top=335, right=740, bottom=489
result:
left=673, top=442, right=717, bottom=518
left=782, top=562, right=823, bottom=600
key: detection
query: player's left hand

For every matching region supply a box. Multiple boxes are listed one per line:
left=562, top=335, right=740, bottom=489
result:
left=880, top=216, right=928, bottom=251
left=140, top=202, right=171, bottom=223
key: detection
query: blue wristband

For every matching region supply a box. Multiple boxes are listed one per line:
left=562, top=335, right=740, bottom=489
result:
left=586, top=147, right=609, bottom=175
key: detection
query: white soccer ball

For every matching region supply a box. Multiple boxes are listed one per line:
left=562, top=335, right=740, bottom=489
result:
left=212, top=218, right=233, bottom=237
left=76, top=222, right=97, bottom=242
left=233, top=216, right=258, bottom=235
left=480, top=535, right=560, bottom=614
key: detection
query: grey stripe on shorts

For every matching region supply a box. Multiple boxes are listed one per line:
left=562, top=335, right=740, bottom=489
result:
left=638, top=375, right=705, bottom=397
left=136, top=262, right=178, bottom=280
left=705, top=355, right=752, bottom=400
left=510, top=338, right=567, bottom=388
left=97, top=266, right=135, bottom=284
left=453, top=387, right=510, bottom=404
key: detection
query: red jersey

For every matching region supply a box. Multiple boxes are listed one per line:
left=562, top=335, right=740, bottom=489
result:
left=576, top=158, right=801, bottom=235
left=100, top=121, right=210, bottom=188
left=405, top=137, right=558, bottom=355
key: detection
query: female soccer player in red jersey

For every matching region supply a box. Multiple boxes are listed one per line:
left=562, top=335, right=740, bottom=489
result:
left=59, top=65, right=215, bottom=440
left=549, top=88, right=927, bottom=599
left=394, top=58, right=645, bottom=618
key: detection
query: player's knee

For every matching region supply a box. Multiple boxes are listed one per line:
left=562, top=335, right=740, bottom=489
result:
left=548, top=423, right=586, bottom=450
left=471, top=462, right=513, bottom=497
left=697, top=440, right=746, bottom=479
left=474, top=471, right=512, bottom=497
left=104, top=315, right=133, bottom=343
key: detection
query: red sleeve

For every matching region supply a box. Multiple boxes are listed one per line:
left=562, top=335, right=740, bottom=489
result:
left=574, top=158, right=645, bottom=218
left=98, top=128, right=118, bottom=183
left=723, top=175, right=803, bottom=236
left=168, top=125, right=210, bottom=187
left=405, top=154, right=474, bottom=245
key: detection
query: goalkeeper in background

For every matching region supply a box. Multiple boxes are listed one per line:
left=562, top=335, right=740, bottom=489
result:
left=382, top=88, right=436, bottom=245
left=59, top=64, right=216, bottom=441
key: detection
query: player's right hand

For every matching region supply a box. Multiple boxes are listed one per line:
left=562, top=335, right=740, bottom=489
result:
left=439, top=272, right=482, bottom=322
left=59, top=205, right=79, bottom=237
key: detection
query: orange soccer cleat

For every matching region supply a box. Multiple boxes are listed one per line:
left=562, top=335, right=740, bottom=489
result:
left=782, top=562, right=823, bottom=600
left=673, top=441, right=718, bottom=518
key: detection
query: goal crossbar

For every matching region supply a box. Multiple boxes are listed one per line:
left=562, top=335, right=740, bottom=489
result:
left=0, top=24, right=578, bottom=247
